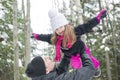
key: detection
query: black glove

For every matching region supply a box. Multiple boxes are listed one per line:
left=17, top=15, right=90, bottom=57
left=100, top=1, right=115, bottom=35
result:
left=100, top=10, right=107, bottom=19
left=0, top=37, right=4, bottom=42
left=31, top=35, right=34, bottom=38
left=31, top=33, right=39, bottom=40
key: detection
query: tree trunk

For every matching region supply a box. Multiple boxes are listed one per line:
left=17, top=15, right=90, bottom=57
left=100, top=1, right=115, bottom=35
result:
left=24, top=0, right=31, bottom=68
left=51, top=0, right=59, bottom=9
left=23, top=0, right=31, bottom=79
left=75, top=0, right=83, bottom=24
left=98, top=0, right=112, bottom=80
left=13, top=0, right=20, bottom=80
left=105, top=51, right=112, bottom=80
left=112, top=1, right=119, bottom=79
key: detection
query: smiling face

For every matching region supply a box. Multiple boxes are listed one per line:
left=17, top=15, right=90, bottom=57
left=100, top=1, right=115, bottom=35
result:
left=55, top=26, right=65, bottom=36
left=43, top=57, right=55, bottom=74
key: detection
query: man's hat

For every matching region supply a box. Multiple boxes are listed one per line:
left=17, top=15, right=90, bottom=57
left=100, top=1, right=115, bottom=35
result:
left=25, top=56, right=46, bottom=78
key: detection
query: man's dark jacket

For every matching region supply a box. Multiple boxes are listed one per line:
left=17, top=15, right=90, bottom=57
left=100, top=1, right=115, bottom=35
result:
left=32, top=53, right=96, bottom=80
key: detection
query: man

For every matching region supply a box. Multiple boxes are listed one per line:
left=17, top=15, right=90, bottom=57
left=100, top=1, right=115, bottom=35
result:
left=25, top=52, right=96, bottom=80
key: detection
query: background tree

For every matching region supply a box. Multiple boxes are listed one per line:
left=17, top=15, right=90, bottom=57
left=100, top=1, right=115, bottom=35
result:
left=13, top=0, right=20, bottom=79
left=0, top=0, right=14, bottom=80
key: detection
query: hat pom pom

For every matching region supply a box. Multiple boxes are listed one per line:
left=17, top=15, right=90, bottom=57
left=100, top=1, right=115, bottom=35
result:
left=48, top=9, right=59, bottom=19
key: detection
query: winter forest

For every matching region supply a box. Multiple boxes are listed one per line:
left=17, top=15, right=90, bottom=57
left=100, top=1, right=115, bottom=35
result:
left=0, top=0, right=120, bottom=80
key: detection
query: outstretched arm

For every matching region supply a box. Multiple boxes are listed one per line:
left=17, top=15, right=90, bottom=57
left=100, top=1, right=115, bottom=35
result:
left=31, top=33, right=52, bottom=44
left=75, top=9, right=107, bottom=35
left=56, top=54, right=70, bottom=75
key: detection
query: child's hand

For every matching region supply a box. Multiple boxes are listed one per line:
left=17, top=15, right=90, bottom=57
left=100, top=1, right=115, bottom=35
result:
left=0, top=37, right=4, bottom=42
left=96, top=9, right=107, bottom=23
left=31, top=33, right=39, bottom=40
left=96, top=9, right=107, bottom=19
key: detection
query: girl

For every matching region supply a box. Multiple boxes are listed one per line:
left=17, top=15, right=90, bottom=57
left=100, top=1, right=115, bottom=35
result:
left=32, top=9, right=107, bottom=77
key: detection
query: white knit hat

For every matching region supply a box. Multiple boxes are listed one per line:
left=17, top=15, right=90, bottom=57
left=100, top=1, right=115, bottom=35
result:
left=48, top=9, right=69, bottom=31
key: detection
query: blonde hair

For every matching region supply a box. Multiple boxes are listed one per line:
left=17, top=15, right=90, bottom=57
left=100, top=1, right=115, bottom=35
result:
left=51, top=24, right=76, bottom=48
